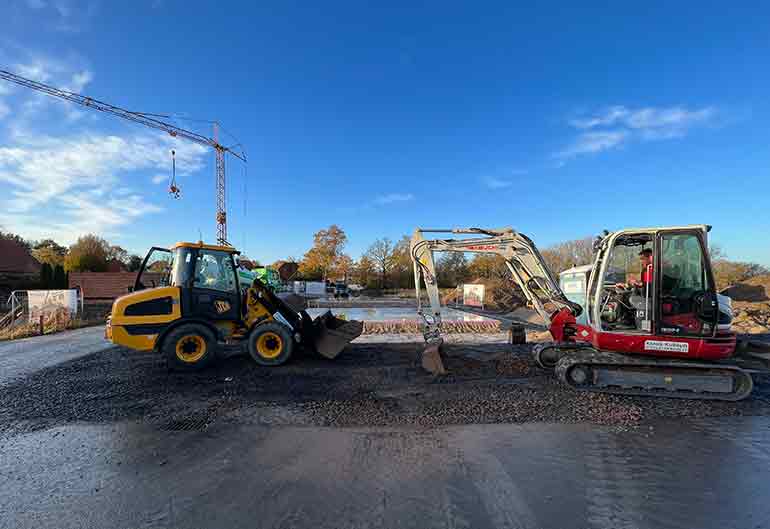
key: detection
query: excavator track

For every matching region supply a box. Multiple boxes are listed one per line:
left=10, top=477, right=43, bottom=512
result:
left=554, top=349, right=754, bottom=401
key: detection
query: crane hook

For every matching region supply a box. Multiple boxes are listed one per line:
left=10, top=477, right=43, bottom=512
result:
left=168, top=149, right=181, bottom=199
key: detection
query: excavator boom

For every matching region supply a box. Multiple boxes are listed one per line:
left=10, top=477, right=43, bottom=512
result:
left=410, top=227, right=582, bottom=373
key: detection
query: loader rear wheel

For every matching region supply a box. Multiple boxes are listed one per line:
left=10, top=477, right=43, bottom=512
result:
left=163, top=323, right=216, bottom=371
left=248, top=322, right=293, bottom=366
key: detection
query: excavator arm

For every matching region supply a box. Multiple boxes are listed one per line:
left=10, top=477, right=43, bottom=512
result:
left=410, top=227, right=583, bottom=373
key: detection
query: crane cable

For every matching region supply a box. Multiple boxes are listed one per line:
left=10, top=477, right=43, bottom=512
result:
left=168, top=149, right=181, bottom=199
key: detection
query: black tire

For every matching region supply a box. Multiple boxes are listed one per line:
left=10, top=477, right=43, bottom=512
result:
left=162, top=323, right=217, bottom=371
left=248, top=321, right=294, bottom=366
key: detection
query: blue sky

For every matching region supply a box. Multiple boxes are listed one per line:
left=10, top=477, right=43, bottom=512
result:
left=1, top=1, right=769, bottom=264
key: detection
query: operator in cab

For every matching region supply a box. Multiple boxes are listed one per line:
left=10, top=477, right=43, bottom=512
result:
left=616, top=248, right=653, bottom=291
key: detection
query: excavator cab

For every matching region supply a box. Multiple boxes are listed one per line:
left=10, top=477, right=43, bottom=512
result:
left=588, top=226, right=725, bottom=346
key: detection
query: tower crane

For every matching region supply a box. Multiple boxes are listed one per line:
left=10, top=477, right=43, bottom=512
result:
left=0, top=68, right=246, bottom=245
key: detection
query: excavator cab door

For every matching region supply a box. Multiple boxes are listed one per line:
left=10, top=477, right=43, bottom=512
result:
left=656, top=229, right=718, bottom=337
left=188, top=249, right=241, bottom=321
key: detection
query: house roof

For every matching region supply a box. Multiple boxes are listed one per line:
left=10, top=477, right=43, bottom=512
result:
left=0, top=239, right=41, bottom=274
left=68, top=271, right=164, bottom=299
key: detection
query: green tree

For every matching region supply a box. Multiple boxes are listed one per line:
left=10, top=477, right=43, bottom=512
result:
left=53, top=265, right=68, bottom=289
left=64, top=234, right=110, bottom=272
left=32, top=239, right=67, bottom=266
left=126, top=255, right=143, bottom=272
left=40, top=263, right=53, bottom=288
left=0, top=229, right=30, bottom=250
left=435, top=252, right=470, bottom=288
left=107, top=245, right=129, bottom=264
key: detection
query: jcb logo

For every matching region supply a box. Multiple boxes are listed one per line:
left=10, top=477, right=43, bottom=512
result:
left=214, top=300, right=231, bottom=314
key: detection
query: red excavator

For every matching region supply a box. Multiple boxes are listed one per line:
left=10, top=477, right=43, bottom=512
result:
left=411, top=225, right=770, bottom=401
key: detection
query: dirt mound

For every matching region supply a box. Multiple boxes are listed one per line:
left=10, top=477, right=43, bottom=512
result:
left=723, top=274, right=770, bottom=302
left=440, top=277, right=525, bottom=312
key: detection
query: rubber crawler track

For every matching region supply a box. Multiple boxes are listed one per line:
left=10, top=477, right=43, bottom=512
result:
left=553, top=349, right=754, bottom=401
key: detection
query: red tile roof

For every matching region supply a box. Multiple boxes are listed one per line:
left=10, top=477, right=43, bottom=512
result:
left=0, top=239, right=41, bottom=274
left=69, top=272, right=164, bottom=300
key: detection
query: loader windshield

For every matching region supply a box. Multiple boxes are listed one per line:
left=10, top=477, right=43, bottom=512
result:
left=170, top=247, right=195, bottom=287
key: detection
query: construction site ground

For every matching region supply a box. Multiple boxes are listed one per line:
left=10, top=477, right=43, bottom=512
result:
left=3, top=325, right=770, bottom=528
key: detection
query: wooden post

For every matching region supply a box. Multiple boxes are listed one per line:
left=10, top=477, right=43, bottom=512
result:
left=39, top=314, right=44, bottom=335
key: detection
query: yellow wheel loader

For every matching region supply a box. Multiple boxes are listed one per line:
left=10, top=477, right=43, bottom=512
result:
left=105, top=242, right=363, bottom=370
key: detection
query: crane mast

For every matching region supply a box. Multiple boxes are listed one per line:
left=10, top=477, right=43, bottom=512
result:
left=0, top=68, right=245, bottom=245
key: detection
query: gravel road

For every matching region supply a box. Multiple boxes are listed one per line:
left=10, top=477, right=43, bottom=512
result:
left=2, top=332, right=770, bottom=438
left=2, top=417, right=769, bottom=529
left=0, top=326, right=109, bottom=387
left=3, top=329, right=770, bottom=528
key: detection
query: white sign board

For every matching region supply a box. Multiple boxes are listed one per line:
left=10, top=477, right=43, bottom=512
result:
left=305, top=281, right=326, bottom=297
left=462, top=284, right=485, bottom=308
left=28, top=289, right=78, bottom=322
left=644, top=340, right=689, bottom=353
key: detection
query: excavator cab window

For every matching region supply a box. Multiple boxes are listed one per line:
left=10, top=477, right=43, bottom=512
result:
left=658, top=232, right=715, bottom=336
left=600, top=234, right=654, bottom=333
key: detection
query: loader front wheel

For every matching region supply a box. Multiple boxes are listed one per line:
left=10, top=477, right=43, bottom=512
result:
left=248, top=322, right=293, bottom=366
left=163, top=323, right=216, bottom=371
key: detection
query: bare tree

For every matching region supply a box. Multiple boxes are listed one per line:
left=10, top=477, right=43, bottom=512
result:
left=365, top=238, right=395, bottom=288
left=541, top=237, right=593, bottom=275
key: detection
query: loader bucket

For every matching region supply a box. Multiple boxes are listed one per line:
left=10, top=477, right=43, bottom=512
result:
left=310, top=310, right=363, bottom=359
left=422, top=339, right=447, bottom=375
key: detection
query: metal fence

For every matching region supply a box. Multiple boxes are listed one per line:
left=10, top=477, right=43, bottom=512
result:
left=0, top=288, right=84, bottom=336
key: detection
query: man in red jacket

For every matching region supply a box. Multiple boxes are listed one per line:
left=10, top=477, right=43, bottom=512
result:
left=617, top=248, right=653, bottom=290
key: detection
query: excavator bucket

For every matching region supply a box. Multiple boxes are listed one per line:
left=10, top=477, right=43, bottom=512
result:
left=310, top=310, right=364, bottom=359
left=422, top=339, right=447, bottom=375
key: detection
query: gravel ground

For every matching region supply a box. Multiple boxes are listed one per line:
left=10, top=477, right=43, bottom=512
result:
left=3, top=333, right=770, bottom=438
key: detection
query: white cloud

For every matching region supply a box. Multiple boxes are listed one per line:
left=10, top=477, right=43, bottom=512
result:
left=483, top=176, right=512, bottom=189
left=68, top=70, right=93, bottom=93
left=373, top=193, right=414, bottom=205
left=4, top=56, right=95, bottom=125
left=0, top=51, right=216, bottom=244
left=13, top=61, right=52, bottom=83
left=0, top=131, right=207, bottom=242
left=569, top=106, right=629, bottom=129
left=558, top=105, right=716, bottom=160
left=558, top=130, right=628, bottom=158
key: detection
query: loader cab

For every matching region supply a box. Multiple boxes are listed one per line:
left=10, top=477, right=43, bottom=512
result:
left=134, top=242, right=242, bottom=322
left=588, top=225, right=720, bottom=339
